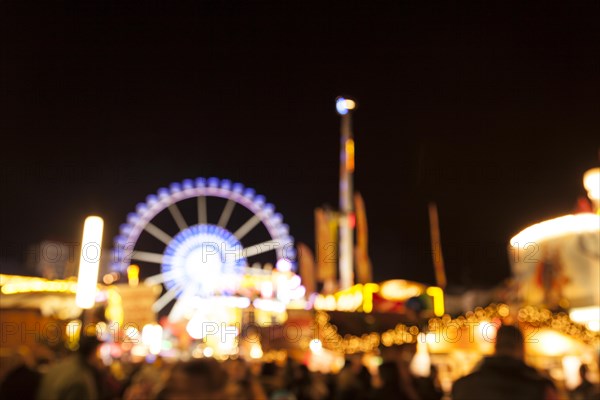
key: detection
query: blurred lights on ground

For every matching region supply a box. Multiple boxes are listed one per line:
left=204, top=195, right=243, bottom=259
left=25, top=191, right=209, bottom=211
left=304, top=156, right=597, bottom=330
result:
left=102, top=272, right=120, bottom=285
left=76, top=216, right=104, bottom=309
left=309, top=339, right=323, bottom=354
left=318, top=303, right=598, bottom=356
left=410, top=333, right=431, bottom=377
left=249, top=343, right=263, bottom=359
left=142, top=323, right=163, bottom=355
left=131, top=344, right=148, bottom=357
left=203, top=347, right=214, bottom=358
left=125, top=326, right=140, bottom=342
left=276, top=258, right=292, bottom=272
left=527, top=329, right=574, bottom=357
left=562, top=356, right=583, bottom=390
left=569, top=306, right=600, bottom=332
left=186, top=313, right=205, bottom=339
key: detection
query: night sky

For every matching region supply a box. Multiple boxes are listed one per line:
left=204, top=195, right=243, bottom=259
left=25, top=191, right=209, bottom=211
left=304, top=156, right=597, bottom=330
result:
left=1, top=1, right=598, bottom=289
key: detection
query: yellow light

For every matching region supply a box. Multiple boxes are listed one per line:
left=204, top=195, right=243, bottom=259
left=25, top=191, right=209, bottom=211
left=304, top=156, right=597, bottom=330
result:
left=410, top=334, right=431, bottom=377
left=105, top=287, right=124, bottom=326
left=583, top=167, right=600, bottom=201
left=75, top=216, right=104, bottom=309
left=426, top=286, right=445, bottom=317
left=66, top=319, right=82, bottom=343
left=127, top=264, right=139, bottom=287
left=309, top=339, right=323, bottom=354
left=249, top=343, right=263, bottom=359
left=379, top=280, right=424, bottom=301
left=569, top=306, right=600, bottom=332
left=562, top=356, right=582, bottom=390
left=345, top=139, right=355, bottom=172
left=362, top=283, right=379, bottom=313
left=344, top=99, right=356, bottom=110
left=527, top=329, right=574, bottom=357
left=0, top=277, right=78, bottom=295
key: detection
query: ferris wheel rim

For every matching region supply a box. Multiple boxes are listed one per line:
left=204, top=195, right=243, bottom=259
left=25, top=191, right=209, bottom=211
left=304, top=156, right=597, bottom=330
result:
left=111, top=177, right=295, bottom=272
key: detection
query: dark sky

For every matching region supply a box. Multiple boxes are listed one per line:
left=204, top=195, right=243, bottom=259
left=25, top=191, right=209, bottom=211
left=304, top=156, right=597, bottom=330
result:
left=1, top=1, right=598, bottom=288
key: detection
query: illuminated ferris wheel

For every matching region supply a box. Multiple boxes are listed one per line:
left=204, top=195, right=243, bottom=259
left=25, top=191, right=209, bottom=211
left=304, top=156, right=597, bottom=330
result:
left=111, top=177, right=296, bottom=316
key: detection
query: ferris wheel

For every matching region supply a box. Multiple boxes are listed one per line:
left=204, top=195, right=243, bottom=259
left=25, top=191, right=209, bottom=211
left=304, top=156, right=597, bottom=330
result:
left=111, top=177, right=296, bottom=316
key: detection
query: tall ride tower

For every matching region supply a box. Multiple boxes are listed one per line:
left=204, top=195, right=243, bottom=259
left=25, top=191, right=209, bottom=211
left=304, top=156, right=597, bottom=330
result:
left=336, top=97, right=356, bottom=290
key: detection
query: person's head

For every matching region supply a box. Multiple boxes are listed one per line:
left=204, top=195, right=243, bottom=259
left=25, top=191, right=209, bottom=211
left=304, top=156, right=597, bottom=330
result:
left=78, top=331, right=101, bottom=363
left=494, top=325, right=524, bottom=360
left=378, top=361, right=399, bottom=385
left=579, top=364, right=589, bottom=380
left=159, top=359, right=228, bottom=400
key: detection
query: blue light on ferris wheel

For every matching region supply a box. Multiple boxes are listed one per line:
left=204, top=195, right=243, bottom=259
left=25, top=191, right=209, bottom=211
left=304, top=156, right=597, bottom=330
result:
left=127, top=213, right=139, bottom=225
left=146, top=194, right=159, bottom=207
left=220, top=179, right=232, bottom=190
left=262, top=203, right=275, bottom=217
left=285, top=247, right=297, bottom=260
left=243, top=188, right=255, bottom=200
left=232, top=183, right=244, bottom=194
left=157, top=187, right=170, bottom=200
left=253, top=195, right=266, bottom=208
left=208, top=177, right=220, bottom=188
left=195, top=177, right=207, bottom=188
left=170, top=182, right=182, bottom=194
left=136, top=202, right=148, bottom=215
left=271, top=213, right=283, bottom=226
left=115, top=235, right=127, bottom=245
left=182, top=179, right=194, bottom=190
left=120, top=224, right=132, bottom=236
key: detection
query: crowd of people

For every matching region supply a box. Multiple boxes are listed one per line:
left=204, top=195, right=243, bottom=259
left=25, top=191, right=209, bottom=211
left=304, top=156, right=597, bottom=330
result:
left=0, top=325, right=598, bottom=400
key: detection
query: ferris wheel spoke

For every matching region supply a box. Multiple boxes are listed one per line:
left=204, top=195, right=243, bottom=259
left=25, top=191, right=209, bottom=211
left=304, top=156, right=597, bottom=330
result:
left=145, top=270, right=181, bottom=286
left=144, top=222, right=173, bottom=245
left=197, top=196, right=208, bottom=225
left=168, top=285, right=196, bottom=322
left=240, top=239, right=284, bottom=258
left=152, top=284, right=182, bottom=312
left=168, top=204, right=188, bottom=231
left=130, top=250, right=165, bottom=264
left=217, top=199, right=236, bottom=228
left=233, top=214, right=262, bottom=240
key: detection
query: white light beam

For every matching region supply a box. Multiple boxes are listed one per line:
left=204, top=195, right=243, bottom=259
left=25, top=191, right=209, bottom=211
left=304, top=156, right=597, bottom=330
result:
left=217, top=199, right=236, bottom=228
left=144, top=222, right=173, bottom=245
left=168, top=203, right=188, bottom=231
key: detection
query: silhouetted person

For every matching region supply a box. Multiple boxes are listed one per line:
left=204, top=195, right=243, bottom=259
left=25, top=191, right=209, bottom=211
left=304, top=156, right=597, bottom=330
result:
left=0, top=346, right=43, bottom=400
left=452, top=325, right=557, bottom=400
left=157, top=358, right=228, bottom=400
left=371, top=361, right=403, bottom=399
left=335, top=356, right=369, bottom=400
left=36, top=333, right=101, bottom=400
left=570, top=364, right=600, bottom=400
left=414, top=365, right=443, bottom=400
